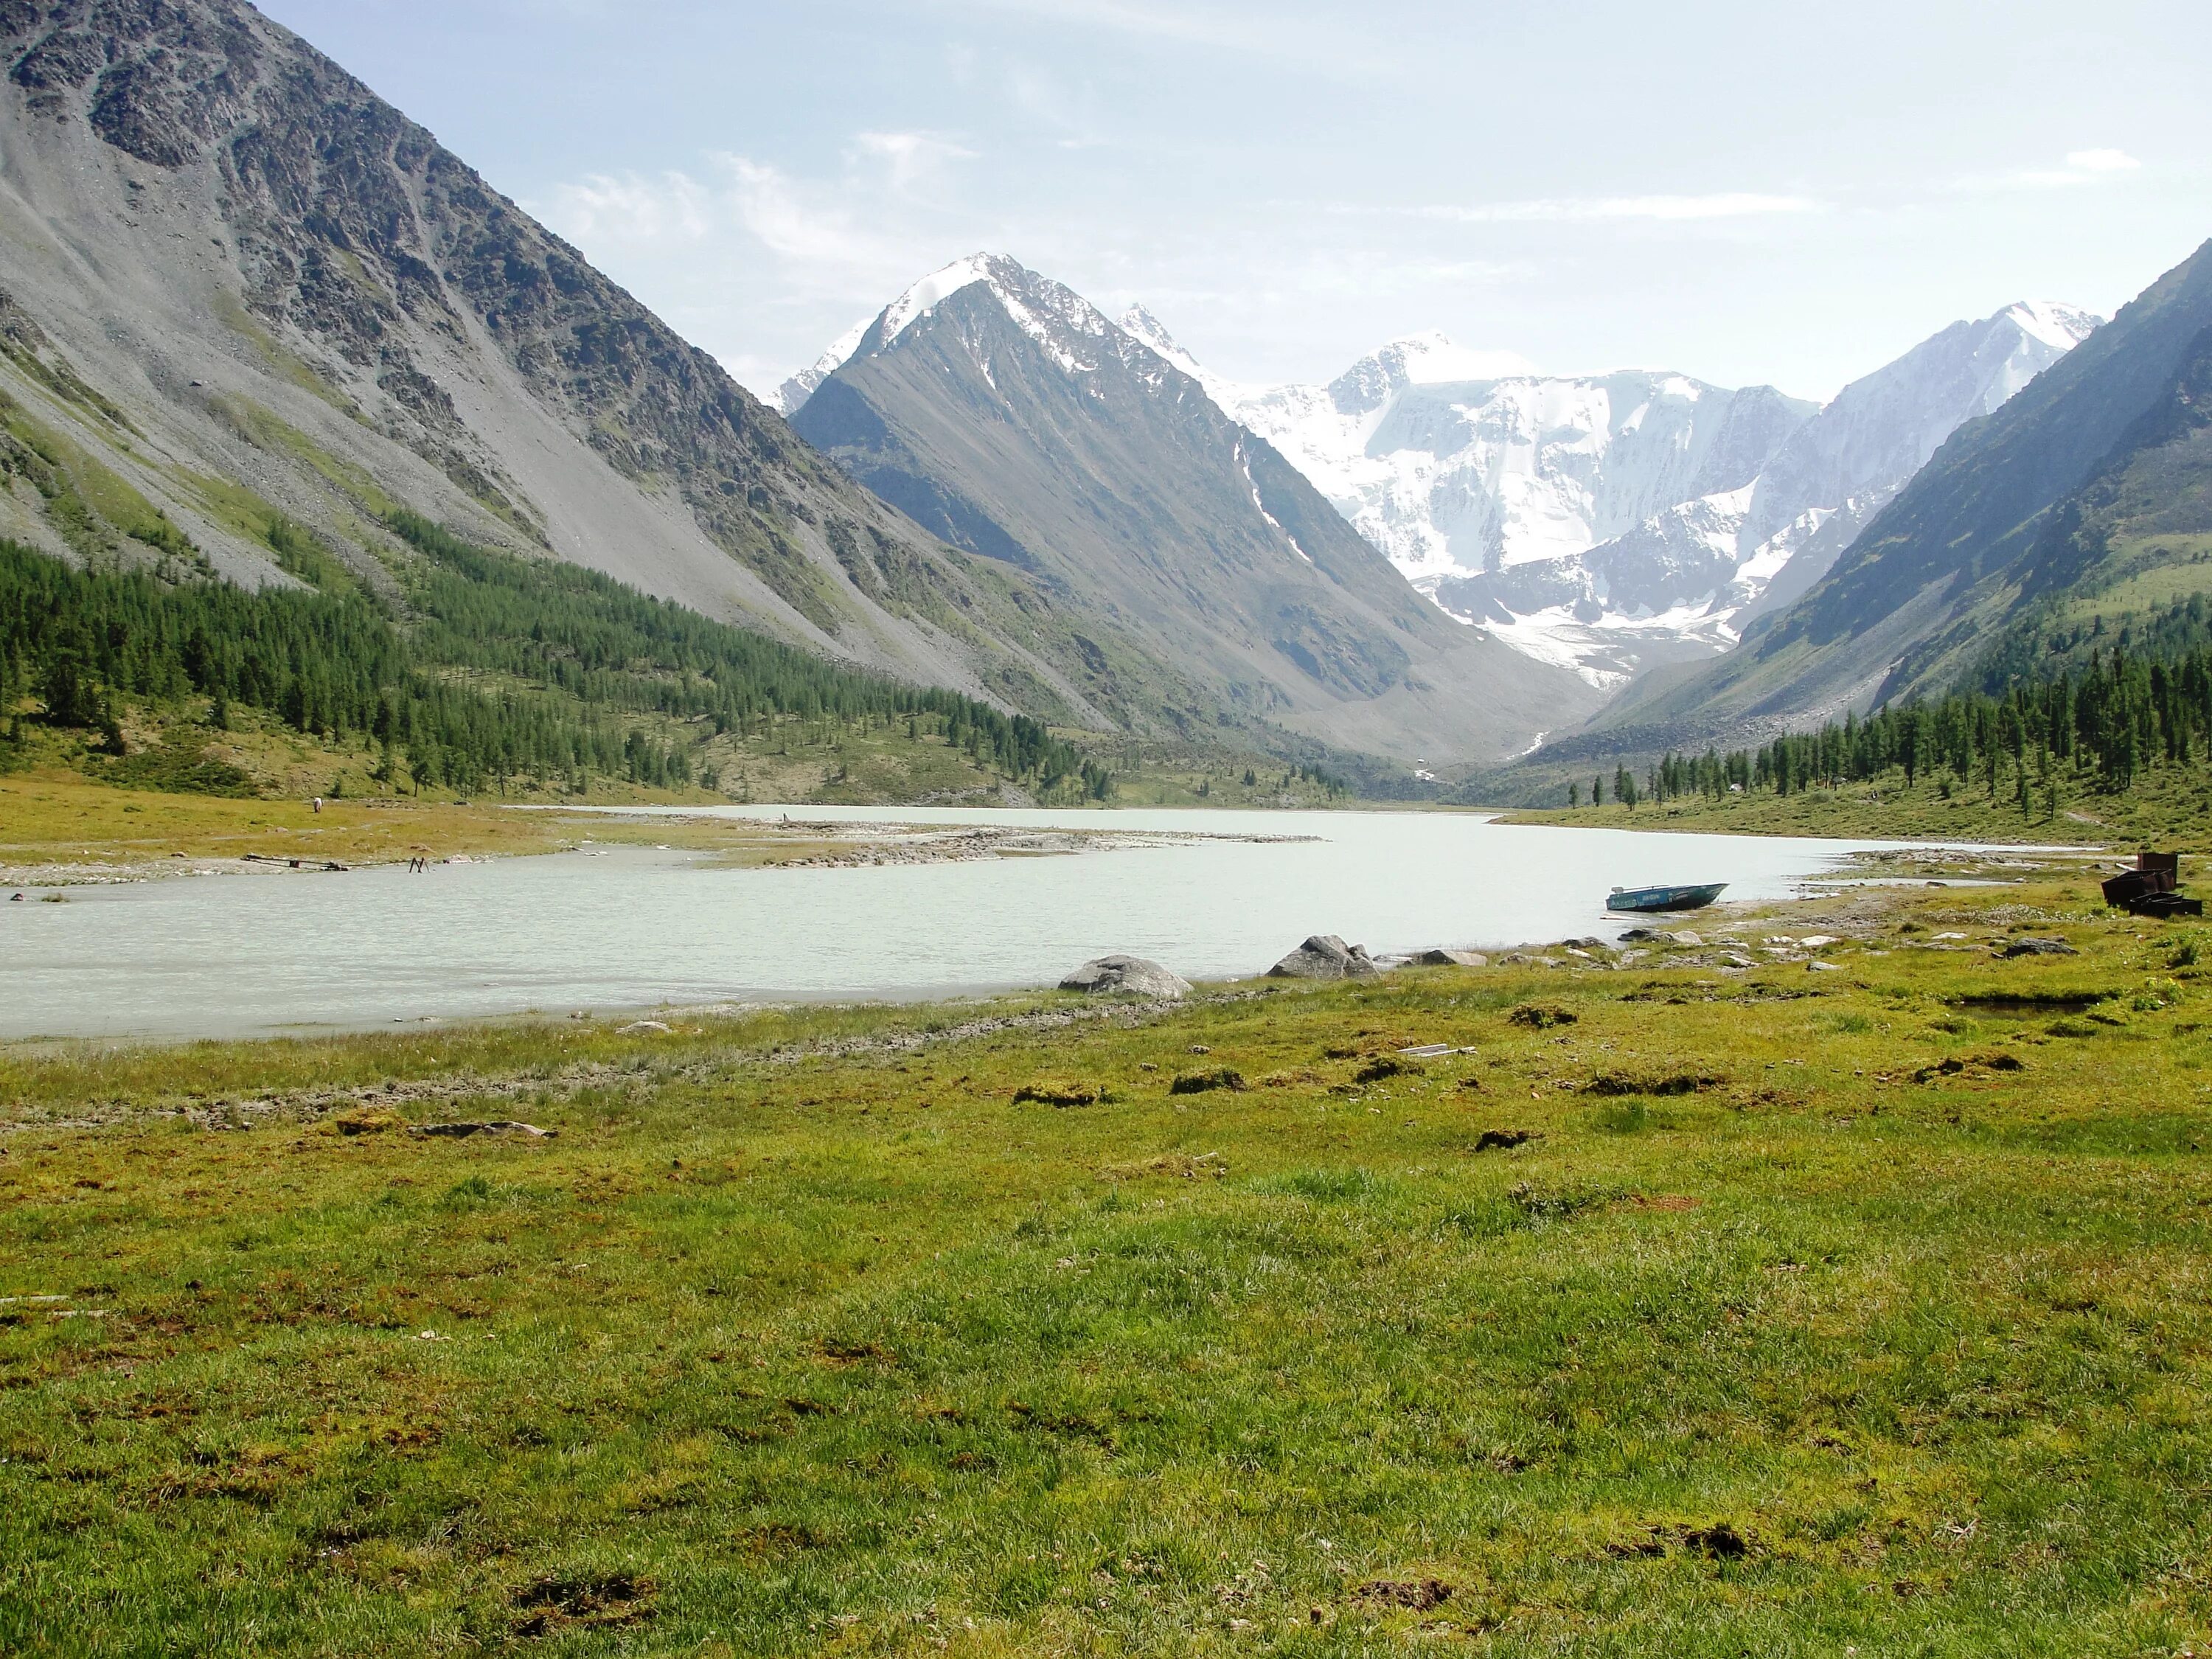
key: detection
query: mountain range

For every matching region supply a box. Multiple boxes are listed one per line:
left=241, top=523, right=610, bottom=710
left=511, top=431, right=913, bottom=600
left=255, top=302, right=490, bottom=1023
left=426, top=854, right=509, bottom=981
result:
left=0, top=1, right=1590, bottom=774
left=787, top=254, right=1596, bottom=764
left=8, top=0, right=2210, bottom=801
left=1124, top=302, right=2099, bottom=689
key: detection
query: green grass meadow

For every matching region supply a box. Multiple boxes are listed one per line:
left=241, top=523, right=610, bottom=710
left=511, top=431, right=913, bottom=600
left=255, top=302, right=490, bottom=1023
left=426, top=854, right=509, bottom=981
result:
left=4, top=881, right=2211, bottom=1654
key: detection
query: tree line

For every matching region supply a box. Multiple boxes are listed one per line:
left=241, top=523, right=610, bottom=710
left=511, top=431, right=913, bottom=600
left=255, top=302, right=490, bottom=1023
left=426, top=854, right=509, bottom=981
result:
left=0, top=521, right=1110, bottom=799
left=1571, top=631, right=2212, bottom=816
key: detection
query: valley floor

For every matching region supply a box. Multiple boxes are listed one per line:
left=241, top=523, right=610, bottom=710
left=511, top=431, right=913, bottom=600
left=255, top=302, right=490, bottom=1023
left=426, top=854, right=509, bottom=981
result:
left=3, top=863, right=2210, bottom=1653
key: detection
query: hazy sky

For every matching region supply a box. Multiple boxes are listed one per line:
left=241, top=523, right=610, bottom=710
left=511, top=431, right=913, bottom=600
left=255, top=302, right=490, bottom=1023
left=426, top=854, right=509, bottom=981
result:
left=257, top=0, right=2210, bottom=403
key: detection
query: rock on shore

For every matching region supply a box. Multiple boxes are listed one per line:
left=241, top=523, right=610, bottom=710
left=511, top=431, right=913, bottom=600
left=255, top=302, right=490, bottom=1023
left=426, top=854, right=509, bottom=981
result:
left=1060, top=956, right=1194, bottom=999
left=1268, top=935, right=1382, bottom=980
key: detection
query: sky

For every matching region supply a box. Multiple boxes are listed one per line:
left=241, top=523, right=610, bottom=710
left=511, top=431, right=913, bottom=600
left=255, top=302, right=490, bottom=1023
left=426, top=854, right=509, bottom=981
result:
left=257, top=0, right=2212, bottom=405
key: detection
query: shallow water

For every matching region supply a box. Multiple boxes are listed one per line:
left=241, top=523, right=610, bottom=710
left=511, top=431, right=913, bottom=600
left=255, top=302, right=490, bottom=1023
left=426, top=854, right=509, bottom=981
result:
left=2, top=805, right=1910, bottom=1041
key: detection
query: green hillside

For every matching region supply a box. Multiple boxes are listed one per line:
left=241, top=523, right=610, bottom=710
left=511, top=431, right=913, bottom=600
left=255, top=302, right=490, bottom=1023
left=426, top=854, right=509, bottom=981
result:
left=0, top=521, right=1112, bottom=805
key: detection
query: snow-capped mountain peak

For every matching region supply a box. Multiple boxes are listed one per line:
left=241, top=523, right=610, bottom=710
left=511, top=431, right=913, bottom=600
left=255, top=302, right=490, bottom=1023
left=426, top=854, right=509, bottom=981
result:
left=1326, top=333, right=1537, bottom=415
left=781, top=254, right=1128, bottom=411
left=776, top=316, right=873, bottom=415
left=2004, top=299, right=2101, bottom=355
left=879, top=252, right=1006, bottom=343
left=1162, top=296, right=2100, bottom=689
left=1118, top=304, right=1203, bottom=377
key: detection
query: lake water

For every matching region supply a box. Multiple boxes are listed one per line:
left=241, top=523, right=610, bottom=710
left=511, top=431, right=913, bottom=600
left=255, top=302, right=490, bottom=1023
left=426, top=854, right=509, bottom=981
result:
left=1, top=805, right=1910, bottom=1043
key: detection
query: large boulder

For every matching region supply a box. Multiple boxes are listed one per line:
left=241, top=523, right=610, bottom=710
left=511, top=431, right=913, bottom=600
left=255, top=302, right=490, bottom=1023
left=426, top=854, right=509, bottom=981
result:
left=1411, top=948, right=1489, bottom=967
left=1060, top=955, right=1193, bottom=999
left=1268, top=935, right=1382, bottom=980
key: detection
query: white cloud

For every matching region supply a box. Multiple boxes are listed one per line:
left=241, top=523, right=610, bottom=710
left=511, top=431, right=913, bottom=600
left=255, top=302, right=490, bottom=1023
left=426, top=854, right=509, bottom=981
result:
left=1421, top=192, right=1825, bottom=224
left=850, top=130, right=978, bottom=192
left=538, top=150, right=939, bottom=277
left=713, top=154, right=914, bottom=271
left=926, top=0, right=1394, bottom=73
left=2003, top=148, right=2144, bottom=189
left=539, top=170, right=713, bottom=246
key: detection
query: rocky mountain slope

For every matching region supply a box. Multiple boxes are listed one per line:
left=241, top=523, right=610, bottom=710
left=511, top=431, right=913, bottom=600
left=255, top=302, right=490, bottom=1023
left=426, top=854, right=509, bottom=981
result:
left=0, top=0, right=1265, bottom=743
left=1582, top=238, right=2212, bottom=755
left=787, top=254, right=1600, bottom=764
left=1133, top=304, right=2095, bottom=690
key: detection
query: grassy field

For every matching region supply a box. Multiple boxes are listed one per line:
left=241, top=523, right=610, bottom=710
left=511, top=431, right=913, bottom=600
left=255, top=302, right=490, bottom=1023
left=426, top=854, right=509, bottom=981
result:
left=4, top=869, right=2211, bottom=1654
left=1500, top=765, right=2212, bottom=854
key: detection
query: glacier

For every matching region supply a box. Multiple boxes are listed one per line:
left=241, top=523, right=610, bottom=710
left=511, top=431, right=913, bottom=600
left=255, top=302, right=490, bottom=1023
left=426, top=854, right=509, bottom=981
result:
left=1124, top=301, right=2100, bottom=688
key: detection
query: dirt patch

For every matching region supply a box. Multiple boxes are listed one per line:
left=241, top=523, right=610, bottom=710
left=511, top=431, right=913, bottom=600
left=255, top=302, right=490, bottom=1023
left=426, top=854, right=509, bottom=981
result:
left=1012, top=1079, right=1105, bottom=1107
left=1169, top=1068, right=1245, bottom=1096
left=1509, top=1004, right=1578, bottom=1029
left=1913, top=1053, right=2028, bottom=1084
left=1472, top=1128, right=1536, bottom=1152
left=1354, top=1055, right=1425, bottom=1084
left=1605, top=1522, right=1750, bottom=1561
left=1580, top=1071, right=1725, bottom=1098
left=1686, top=1523, right=1750, bottom=1559
left=1627, top=1194, right=1705, bottom=1212
left=1354, top=1579, right=1453, bottom=1611
left=510, top=1572, right=655, bottom=1637
left=325, top=1107, right=404, bottom=1136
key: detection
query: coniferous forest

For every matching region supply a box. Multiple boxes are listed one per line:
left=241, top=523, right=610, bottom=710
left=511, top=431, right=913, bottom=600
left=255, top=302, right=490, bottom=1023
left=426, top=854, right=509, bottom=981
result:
left=0, top=522, right=1112, bottom=800
left=1612, top=599, right=2212, bottom=818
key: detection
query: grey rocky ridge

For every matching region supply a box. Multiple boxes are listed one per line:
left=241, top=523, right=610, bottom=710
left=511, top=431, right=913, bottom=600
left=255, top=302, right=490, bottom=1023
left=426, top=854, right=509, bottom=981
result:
left=0, top=0, right=1135, bottom=724
left=785, top=254, right=1604, bottom=766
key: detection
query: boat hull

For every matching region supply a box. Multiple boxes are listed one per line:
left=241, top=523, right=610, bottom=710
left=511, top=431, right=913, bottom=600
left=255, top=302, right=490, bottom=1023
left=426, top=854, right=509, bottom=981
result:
left=1607, top=882, right=1727, bottom=914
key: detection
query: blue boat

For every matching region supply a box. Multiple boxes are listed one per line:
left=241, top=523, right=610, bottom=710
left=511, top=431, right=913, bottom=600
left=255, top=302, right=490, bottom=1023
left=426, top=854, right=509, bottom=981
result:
left=1607, top=881, right=1727, bottom=914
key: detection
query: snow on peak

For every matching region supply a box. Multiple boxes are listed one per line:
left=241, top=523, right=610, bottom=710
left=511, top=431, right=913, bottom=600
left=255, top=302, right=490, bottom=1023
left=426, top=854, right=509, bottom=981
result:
left=2001, top=299, right=2101, bottom=352
left=1381, top=332, right=1534, bottom=386
left=1327, top=333, right=1537, bottom=417
left=856, top=253, right=1117, bottom=377
left=880, top=252, right=1004, bottom=343
left=1119, top=304, right=1202, bottom=376
left=776, top=315, right=872, bottom=414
